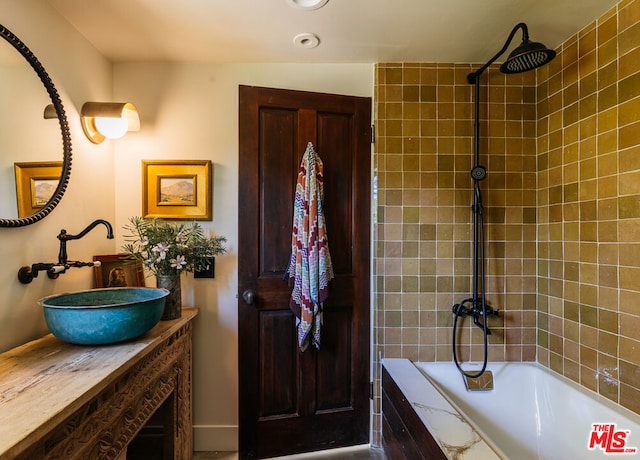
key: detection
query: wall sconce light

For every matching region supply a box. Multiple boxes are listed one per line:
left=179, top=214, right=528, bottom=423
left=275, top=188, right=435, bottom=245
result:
left=43, top=104, right=57, bottom=119
left=81, top=102, right=140, bottom=144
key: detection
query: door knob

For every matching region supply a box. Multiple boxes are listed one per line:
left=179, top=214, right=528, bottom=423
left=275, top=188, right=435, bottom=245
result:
left=242, top=289, right=256, bottom=305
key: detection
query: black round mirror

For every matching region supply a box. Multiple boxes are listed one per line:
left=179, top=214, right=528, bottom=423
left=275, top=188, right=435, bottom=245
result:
left=0, top=24, right=71, bottom=227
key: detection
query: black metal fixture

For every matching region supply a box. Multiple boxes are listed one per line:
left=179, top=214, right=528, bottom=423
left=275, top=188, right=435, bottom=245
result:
left=18, top=220, right=114, bottom=284
left=452, top=23, right=556, bottom=380
left=467, top=23, right=556, bottom=84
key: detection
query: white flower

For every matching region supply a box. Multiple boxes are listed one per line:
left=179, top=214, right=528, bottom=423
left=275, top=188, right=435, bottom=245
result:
left=175, top=231, right=188, bottom=244
left=153, top=243, right=168, bottom=260
left=171, top=255, right=187, bottom=270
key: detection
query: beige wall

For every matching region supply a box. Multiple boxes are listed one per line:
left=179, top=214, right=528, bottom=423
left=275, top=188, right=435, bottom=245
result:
left=373, top=0, right=640, bottom=432
left=0, top=0, right=116, bottom=352
left=111, top=63, right=374, bottom=450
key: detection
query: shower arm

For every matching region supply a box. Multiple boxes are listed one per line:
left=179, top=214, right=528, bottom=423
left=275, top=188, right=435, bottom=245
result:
left=467, top=23, right=528, bottom=84
left=468, top=22, right=528, bottom=168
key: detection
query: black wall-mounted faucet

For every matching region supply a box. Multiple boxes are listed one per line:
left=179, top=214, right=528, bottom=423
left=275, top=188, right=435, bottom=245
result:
left=57, top=219, right=114, bottom=265
left=18, top=219, right=114, bottom=284
left=452, top=298, right=500, bottom=335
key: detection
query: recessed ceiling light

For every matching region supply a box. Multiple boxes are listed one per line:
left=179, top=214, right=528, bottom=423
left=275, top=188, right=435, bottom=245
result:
left=286, top=0, right=329, bottom=10
left=293, top=33, right=320, bottom=49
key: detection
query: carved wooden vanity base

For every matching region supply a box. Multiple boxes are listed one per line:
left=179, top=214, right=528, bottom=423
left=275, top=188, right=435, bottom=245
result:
left=0, top=309, right=198, bottom=460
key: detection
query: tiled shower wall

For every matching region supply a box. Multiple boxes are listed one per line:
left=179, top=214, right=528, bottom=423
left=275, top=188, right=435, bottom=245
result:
left=372, top=62, right=538, bottom=440
left=373, top=0, right=640, bottom=426
left=536, top=0, right=640, bottom=414
left=374, top=63, right=538, bottom=363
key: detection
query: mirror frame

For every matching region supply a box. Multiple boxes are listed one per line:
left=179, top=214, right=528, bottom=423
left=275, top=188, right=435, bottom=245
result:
left=0, top=24, right=72, bottom=227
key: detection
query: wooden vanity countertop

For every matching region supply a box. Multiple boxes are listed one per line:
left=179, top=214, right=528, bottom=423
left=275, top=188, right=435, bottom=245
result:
left=0, top=308, right=198, bottom=458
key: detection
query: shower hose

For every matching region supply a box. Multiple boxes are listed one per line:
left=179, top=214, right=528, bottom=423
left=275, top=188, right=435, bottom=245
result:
left=452, top=180, right=492, bottom=379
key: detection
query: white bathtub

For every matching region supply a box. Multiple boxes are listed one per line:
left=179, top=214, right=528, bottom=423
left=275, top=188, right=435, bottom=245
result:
left=382, top=358, right=640, bottom=459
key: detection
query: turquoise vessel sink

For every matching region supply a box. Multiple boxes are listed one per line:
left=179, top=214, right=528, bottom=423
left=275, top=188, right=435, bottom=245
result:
left=38, top=287, right=169, bottom=345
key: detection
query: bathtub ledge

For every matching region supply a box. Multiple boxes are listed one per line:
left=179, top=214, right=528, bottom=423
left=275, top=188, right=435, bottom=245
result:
left=382, top=358, right=503, bottom=459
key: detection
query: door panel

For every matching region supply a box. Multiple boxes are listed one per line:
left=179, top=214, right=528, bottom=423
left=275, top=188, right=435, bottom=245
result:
left=259, top=310, right=297, bottom=418
left=238, top=85, right=371, bottom=458
left=259, top=108, right=298, bottom=276
left=316, top=112, right=354, bottom=275
left=316, top=308, right=352, bottom=411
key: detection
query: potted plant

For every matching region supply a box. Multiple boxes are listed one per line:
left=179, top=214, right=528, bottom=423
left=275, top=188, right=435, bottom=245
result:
left=122, top=216, right=227, bottom=319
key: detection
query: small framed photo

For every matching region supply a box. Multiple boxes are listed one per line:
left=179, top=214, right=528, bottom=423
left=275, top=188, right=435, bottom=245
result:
left=142, top=160, right=212, bottom=220
left=14, top=161, right=63, bottom=218
left=93, top=254, right=145, bottom=288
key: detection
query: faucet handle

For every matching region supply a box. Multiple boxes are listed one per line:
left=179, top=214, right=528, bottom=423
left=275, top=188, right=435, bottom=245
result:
left=47, top=265, right=67, bottom=279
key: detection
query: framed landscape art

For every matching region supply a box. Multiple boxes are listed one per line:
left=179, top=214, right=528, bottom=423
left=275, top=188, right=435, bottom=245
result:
left=14, top=161, right=63, bottom=218
left=142, top=160, right=212, bottom=220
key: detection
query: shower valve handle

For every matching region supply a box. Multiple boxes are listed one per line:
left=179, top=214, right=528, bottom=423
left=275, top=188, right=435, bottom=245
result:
left=481, top=306, right=500, bottom=317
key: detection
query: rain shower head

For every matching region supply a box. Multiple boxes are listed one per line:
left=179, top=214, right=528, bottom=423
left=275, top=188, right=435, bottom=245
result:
left=467, top=22, right=555, bottom=83
left=500, top=40, right=556, bottom=74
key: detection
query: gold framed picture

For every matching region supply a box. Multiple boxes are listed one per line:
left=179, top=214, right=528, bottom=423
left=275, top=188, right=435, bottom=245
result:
left=14, top=161, right=63, bottom=218
left=142, top=160, right=212, bottom=220
left=93, top=254, right=145, bottom=288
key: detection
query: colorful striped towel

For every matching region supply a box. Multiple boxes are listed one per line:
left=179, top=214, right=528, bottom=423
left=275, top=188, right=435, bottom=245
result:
left=284, top=142, right=334, bottom=351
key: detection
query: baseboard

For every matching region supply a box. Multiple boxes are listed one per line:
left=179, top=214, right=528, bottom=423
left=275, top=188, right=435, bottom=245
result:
left=193, top=424, right=238, bottom=452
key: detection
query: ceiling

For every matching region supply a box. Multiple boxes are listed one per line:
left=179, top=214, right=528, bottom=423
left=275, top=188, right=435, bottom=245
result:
left=46, top=0, right=621, bottom=64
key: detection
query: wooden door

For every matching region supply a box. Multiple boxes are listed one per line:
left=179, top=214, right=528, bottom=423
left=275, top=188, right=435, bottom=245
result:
left=238, top=85, right=371, bottom=459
